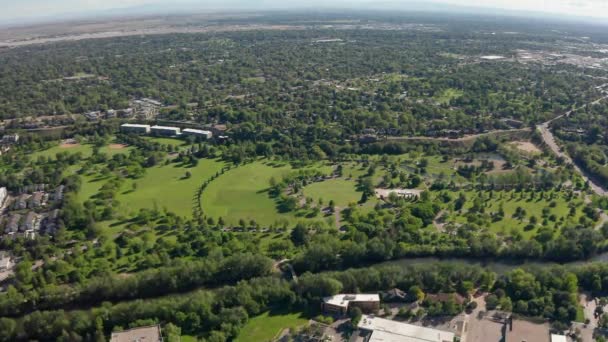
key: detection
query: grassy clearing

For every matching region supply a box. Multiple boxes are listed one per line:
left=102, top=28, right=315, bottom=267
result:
left=449, top=190, right=586, bottom=238
left=77, top=158, right=225, bottom=218
left=234, top=311, right=308, bottom=342
left=201, top=161, right=297, bottom=226
left=435, top=88, right=464, bottom=104
left=142, top=136, right=188, bottom=147
left=30, top=140, right=133, bottom=160
left=201, top=161, right=332, bottom=226
left=116, top=159, right=225, bottom=217
left=30, top=144, right=93, bottom=159
left=303, top=178, right=362, bottom=207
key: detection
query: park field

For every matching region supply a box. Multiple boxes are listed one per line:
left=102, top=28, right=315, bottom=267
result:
left=30, top=141, right=134, bottom=160
left=303, top=178, right=362, bottom=207
left=234, top=311, right=309, bottom=342
left=78, top=158, right=225, bottom=218
left=449, top=189, right=587, bottom=238
left=201, top=160, right=333, bottom=226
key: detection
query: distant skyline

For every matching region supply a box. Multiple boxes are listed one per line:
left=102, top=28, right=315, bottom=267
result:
left=2, top=0, right=608, bottom=24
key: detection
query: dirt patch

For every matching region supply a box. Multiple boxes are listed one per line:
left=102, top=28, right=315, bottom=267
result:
left=60, top=139, right=80, bottom=148
left=108, top=143, right=128, bottom=150
left=511, top=141, right=542, bottom=154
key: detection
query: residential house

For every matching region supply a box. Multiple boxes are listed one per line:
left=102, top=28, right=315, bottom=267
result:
left=84, top=111, right=101, bottom=121
left=14, top=194, right=30, bottom=210
left=42, top=209, right=60, bottom=235
left=0, top=187, right=7, bottom=207
left=0, top=252, right=11, bottom=271
left=105, top=109, right=117, bottom=119
left=5, top=214, right=21, bottom=234
left=22, top=212, right=40, bottom=232
left=322, top=294, right=380, bottom=315
left=110, top=325, right=163, bottom=342
left=30, top=192, right=45, bottom=208
left=1, top=134, right=19, bottom=144
left=54, top=185, right=65, bottom=201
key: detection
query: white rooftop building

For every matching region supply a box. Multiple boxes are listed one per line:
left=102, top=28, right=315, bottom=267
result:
left=182, top=128, right=213, bottom=139
left=120, top=124, right=151, bottom=134
left=358, top=315, right=455, bottom=342
left=0, top=187, right=7, bottom=207
left=323, top=294, right=380, bottom=314
left=151, top=125, right=181, bottom=136
left=551, top=334, right=568, bottom=342
left=0, top=252, right=12, bottom=271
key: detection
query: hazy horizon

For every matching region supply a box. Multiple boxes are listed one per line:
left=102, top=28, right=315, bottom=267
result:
left=3, top=0, right=608, bottom=26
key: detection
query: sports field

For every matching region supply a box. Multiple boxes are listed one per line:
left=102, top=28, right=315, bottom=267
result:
left=234, top=311, right=308, bottom=342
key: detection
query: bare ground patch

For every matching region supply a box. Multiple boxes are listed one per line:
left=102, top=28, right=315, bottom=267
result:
left=60, top=139, right=80, bottom=148
left=510, top=141, right=542, bottom=154
left=108, top=143, right=128, bottom=150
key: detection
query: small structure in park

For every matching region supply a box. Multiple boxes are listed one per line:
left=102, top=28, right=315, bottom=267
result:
left=375, top=188, right=422, bottom=200
left=110, top=325, right=163, bottom=342
left=322, top=294, right=380, bottom=315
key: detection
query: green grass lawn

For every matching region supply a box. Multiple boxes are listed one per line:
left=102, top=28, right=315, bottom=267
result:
left=30, top=144, right=93, bottom=160
left=117, top=159, right=225, bottom=218
left=303, top=178, right=362, bottom=207
left=142, top=136, right=188, bottom=147
left=575, top=305, right=585, bottom=323
left=435, top=88, right=464, bottom=104
left=201, top=161, right=333, bottom=226
left=78, top=158, right=225, bottom=218
left=450, top=190, right=585, bottom=238
left=234, top=311, right=308, bottom=342
left=30, top=140, right=133, bottom=160
left=201, top=161, right=297, bottom=226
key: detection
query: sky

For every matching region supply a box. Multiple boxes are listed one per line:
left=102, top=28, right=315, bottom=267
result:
left=2, top=0, right=608, bottom=24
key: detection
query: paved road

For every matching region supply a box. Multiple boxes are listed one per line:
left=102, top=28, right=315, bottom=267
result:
left=387, top=128, right=531, bottom=142
left=536, top=92, right=608, bottom=197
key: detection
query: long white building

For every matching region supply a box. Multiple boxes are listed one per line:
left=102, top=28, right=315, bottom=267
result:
left=120, top=124, right=151, bottom=134
left=358, top=315, right=455, bottom=342
left=182, top=128, right=213, bottom=140
left=151, top=125, right=181, bottom=136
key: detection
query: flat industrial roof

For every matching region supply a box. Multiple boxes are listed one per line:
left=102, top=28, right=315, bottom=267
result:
left=551, top=334, right=568, bottom=342
left=358, top=315, right=455, bottom=342
left=183, top=128, right=212, bottom=134
left=324, top=294, right=380, bottom=308
left=121, top=124, right=150, bottom=128
left=151, top=125, right=180, bottom=130
left=110, top=325, right=162, bottom=342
